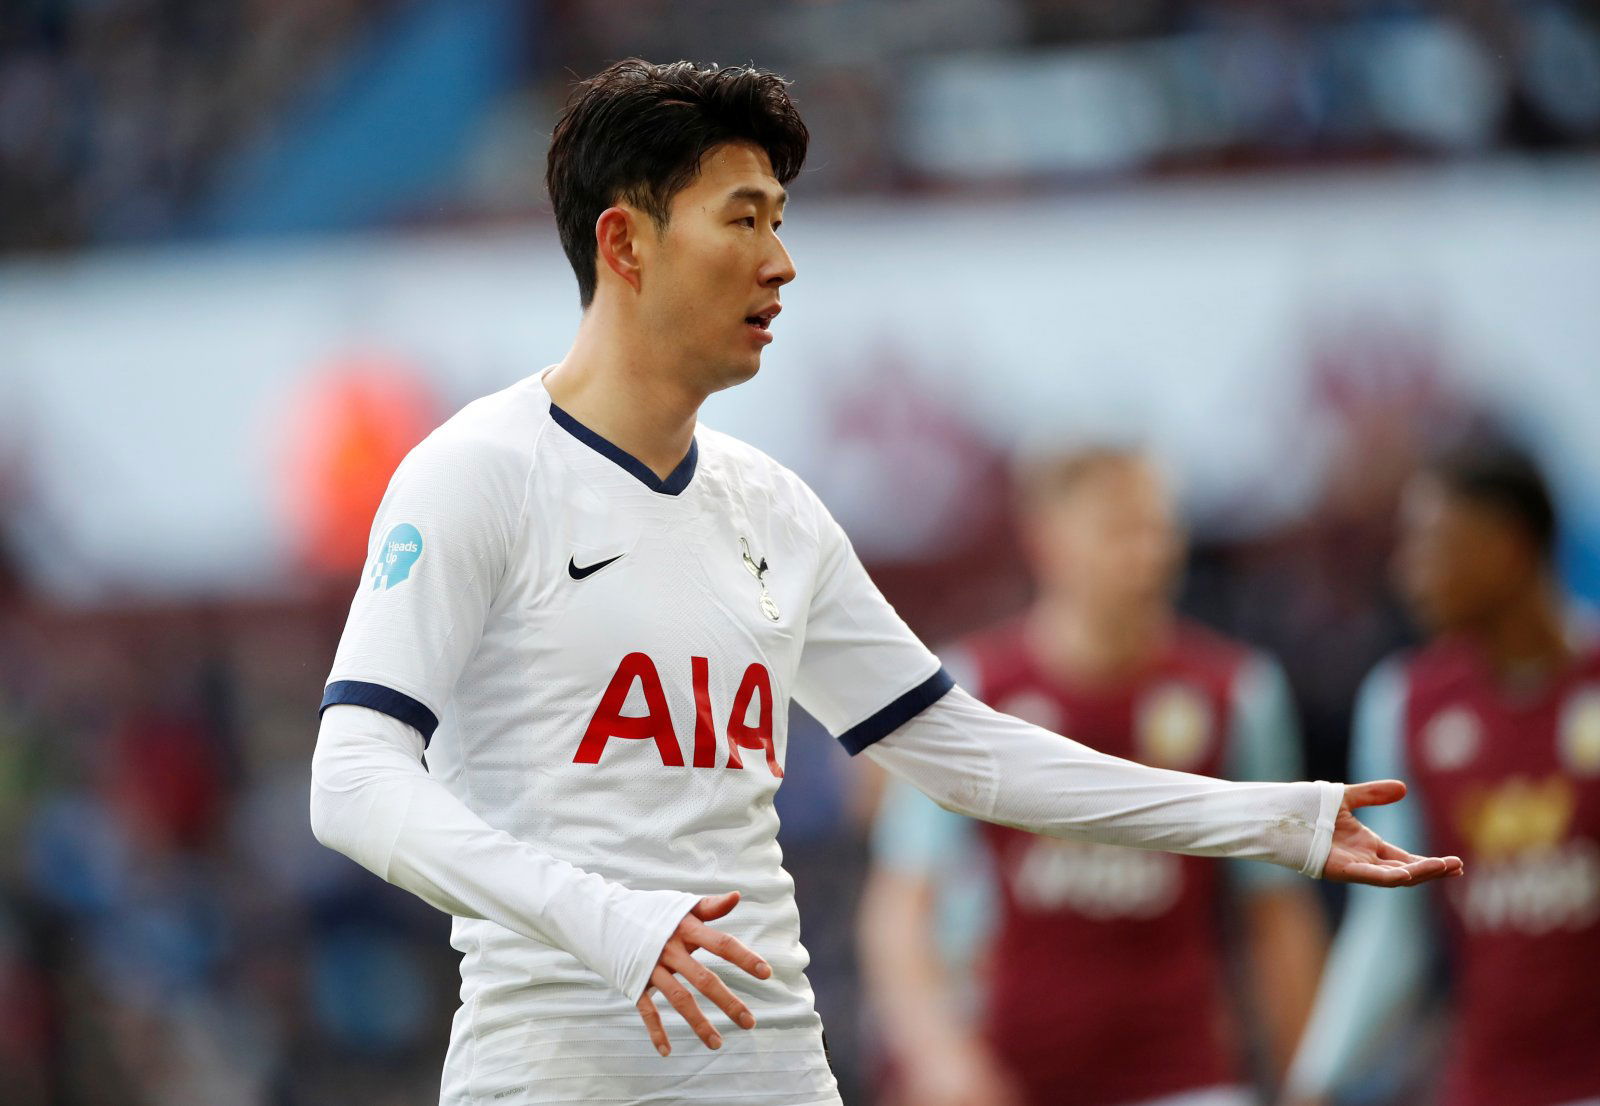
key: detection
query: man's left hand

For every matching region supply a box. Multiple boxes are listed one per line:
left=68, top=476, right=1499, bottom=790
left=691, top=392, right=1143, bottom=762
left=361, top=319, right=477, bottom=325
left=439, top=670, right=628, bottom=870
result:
left=1321, top=779, right=1464, bottom=885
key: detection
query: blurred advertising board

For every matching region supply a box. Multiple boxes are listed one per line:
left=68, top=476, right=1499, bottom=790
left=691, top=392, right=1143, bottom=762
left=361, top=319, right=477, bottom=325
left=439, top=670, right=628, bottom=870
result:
left=2, top=161, right=1596, bottom=602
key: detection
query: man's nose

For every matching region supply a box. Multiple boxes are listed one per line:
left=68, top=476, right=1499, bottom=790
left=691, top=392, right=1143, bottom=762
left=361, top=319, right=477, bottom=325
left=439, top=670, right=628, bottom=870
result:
left=763, top=238, right=796, bottom=287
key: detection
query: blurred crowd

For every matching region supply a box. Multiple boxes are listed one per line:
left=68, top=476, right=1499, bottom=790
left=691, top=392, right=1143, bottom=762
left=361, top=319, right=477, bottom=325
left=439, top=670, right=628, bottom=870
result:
left=0, top=0, right=397, bottom=251
left=5, top=0, right=1600, bottom=251
left=0, top=577, right=463, bottom=1104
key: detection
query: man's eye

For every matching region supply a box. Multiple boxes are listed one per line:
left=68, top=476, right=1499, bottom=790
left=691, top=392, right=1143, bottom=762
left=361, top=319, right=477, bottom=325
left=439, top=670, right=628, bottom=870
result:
left=772, top=220, right=782, bottom=232
left=736, top=217, right=756, bottom=228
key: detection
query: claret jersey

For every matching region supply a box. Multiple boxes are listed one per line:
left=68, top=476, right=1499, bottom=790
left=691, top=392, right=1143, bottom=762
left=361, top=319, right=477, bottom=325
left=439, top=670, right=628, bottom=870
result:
left=875, top=619, right=1304, bottom=1106
left=322, top=372, right=951, bottom=1105
left=1289, top=633, right=1600, bottom=1106
left=1396, top=638, right=1600, bottom=1106
left=966, top=620, right=1283, bottom=1106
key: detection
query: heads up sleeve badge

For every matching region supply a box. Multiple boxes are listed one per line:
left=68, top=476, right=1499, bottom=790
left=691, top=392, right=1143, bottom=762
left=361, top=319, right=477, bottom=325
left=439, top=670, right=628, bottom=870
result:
left=371, top=523, right=423, bottom=589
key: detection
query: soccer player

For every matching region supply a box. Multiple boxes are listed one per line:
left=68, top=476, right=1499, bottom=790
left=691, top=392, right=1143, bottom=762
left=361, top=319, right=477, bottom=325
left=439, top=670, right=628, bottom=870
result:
left=861, top=448, right=1327, bottom=1106
left=1285, top=441, right=1600, bottom=1106
left=308, top=59, right=1461, bottom=1106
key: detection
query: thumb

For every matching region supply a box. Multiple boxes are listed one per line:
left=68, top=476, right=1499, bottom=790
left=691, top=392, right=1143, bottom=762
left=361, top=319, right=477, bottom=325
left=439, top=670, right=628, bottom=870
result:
left=692, top=891, right=740, bottom=922
left=1344, top=779, right=1407, bottom=810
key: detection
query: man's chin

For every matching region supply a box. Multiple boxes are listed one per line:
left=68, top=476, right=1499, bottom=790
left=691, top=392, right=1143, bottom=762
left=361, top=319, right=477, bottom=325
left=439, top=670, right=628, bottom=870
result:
left=709, top=356, right=763, bottom=392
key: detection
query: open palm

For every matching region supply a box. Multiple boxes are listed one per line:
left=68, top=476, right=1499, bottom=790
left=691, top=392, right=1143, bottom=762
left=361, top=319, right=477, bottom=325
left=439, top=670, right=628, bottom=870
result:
left=1322, top=779, right=1464, bottom=885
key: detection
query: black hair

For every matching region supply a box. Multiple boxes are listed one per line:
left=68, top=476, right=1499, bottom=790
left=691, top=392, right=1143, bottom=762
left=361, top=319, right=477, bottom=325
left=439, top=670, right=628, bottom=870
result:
left=1427, top=437, right=1558, bottom=559
left=545, top=58, right=809, bottom=307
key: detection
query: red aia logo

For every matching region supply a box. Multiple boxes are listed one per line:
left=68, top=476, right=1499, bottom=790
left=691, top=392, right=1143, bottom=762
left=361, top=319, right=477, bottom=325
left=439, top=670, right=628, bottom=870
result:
left=573, top=653, right=782, bottom=777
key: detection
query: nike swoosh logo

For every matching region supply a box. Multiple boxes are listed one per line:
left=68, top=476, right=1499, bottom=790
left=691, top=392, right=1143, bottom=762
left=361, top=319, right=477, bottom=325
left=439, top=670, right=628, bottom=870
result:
left=567, top=553, right=624, bottom=580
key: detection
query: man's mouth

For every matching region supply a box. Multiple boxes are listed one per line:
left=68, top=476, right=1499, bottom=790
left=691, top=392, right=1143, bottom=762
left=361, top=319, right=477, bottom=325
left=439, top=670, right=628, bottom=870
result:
left=744, top=304, right=781, bottom=331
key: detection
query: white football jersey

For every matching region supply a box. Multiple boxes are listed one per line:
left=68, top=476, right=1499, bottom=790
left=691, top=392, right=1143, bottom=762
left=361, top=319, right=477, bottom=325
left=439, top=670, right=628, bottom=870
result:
left=323, top=372, right=950, bottom=1105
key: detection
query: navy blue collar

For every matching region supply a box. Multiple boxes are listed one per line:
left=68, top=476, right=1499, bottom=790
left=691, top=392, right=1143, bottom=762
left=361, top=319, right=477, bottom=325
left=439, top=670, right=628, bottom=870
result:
left=548, top=402, right=698, bottom=496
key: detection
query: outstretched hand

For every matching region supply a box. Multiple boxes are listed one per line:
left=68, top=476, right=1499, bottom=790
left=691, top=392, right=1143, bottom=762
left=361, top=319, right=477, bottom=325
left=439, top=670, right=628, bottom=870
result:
left=1321, top=780, right=1464, bottom=885
left=635, top=891, right=772, bottom=1057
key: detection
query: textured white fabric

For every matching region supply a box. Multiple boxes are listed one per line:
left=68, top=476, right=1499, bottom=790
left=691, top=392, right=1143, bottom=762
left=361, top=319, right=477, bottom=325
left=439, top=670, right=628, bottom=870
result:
left=316, top=373, right=944, bottom=1105
left=867, top=686, right=1342, bottom=878
left=875, top=649, right=1314, bottom=883
left=1224, top=654, right=1309, bottom=890
left=311, top=704, right=699, bottom=1001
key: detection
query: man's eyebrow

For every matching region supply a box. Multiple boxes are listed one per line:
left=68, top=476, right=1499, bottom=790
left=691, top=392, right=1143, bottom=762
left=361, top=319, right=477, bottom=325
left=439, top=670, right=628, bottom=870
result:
left=725, top=185, right=788, bottom=207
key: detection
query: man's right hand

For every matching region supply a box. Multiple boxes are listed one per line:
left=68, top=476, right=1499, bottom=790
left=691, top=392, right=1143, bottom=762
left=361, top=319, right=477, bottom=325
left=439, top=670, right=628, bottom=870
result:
left=635, top=891, right=771, bottom=1056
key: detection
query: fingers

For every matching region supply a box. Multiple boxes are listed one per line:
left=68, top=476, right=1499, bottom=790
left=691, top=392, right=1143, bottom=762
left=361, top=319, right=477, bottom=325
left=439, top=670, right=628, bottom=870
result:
left=636, top=986, right=671, bottom=1057
left=1373, top=839, right=1466, bottom=879
left=1375, top=839, right=1425, bottom=864
left=1335, top=861, right=1415, bottom=886
left=1344, top=779, right=1407, bottom=810
left=691, top=891, right=741, bottom=922
left=665, top=945, right=756, bottom=1030
left=640, top=947, right=765, bottom=1058
left=1400, top=855, right=1464, bottom=883
left=682, top=919, right=772, bottom=981
left=650, top=963, right=724, bottom=1051
left=642, top=893, right=771, bottom=1057
left=1333, top=854, right=1465, bottom=886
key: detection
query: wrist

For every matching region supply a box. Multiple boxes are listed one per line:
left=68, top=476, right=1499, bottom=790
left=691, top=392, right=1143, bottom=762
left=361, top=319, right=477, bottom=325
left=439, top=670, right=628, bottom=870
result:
left=613, top=888, right=703, bottom=1001
left=1300, top=781, right=1344, bottom=878
left=544, top=873, right=699, bottom=1000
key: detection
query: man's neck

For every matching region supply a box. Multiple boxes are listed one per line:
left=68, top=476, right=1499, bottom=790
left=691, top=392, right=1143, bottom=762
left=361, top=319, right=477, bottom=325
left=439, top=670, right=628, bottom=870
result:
left=1027, top=592, right=1172, bottom=687
left=545, top=305, right=703, bottom=480
left=1467, top=581, right=1572, bottom=681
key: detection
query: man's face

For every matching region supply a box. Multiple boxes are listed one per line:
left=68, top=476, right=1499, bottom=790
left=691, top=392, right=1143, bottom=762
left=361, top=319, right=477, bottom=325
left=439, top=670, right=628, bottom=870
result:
left=1395, top=474, right=1534, bottom=635
left=635, top=141, right=795, bottom=393
left=1025, top=458, right=1184, bottom=612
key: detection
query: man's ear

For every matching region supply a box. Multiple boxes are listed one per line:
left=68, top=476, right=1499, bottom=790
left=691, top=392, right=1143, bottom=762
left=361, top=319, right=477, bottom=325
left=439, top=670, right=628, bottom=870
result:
left=595, top=206, right=645, bottom=294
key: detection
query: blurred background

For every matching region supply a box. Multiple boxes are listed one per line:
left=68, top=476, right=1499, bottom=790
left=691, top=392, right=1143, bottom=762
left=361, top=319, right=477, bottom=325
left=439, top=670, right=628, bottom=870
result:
left=1, top=1, right=1598, bottom=1103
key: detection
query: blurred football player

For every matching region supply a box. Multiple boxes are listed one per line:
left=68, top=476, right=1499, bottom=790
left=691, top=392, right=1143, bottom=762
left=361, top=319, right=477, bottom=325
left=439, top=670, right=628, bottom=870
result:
left=861, top=448, right=1329, bottom=1106
left=308, top=59, right=1460, bottom=1106
left=1286, top=440, right=1600, bottom=1106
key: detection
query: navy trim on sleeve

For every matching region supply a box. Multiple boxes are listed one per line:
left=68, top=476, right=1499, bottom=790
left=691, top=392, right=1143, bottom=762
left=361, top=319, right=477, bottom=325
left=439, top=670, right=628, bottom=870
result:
left=837, top=667, right=956, bottom=756
left=320, top=680, right=441, bottom=745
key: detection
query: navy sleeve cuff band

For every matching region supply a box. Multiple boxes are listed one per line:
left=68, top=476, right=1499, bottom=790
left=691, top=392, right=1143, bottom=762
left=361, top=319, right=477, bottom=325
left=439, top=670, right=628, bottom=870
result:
left=321, top=680, right=441, bottom=745
left=837, top=667, right=955, bottom=756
